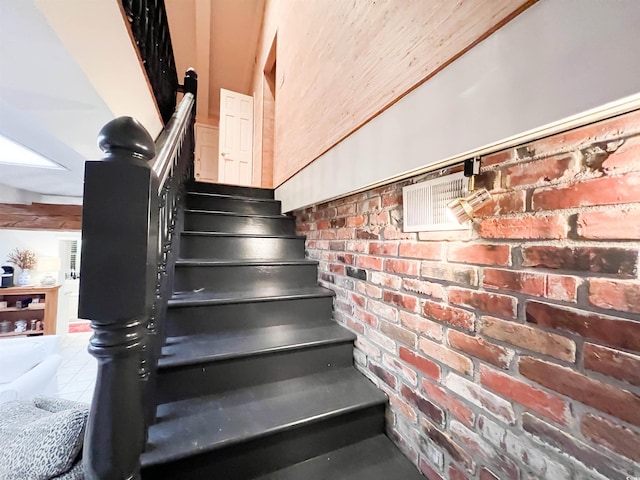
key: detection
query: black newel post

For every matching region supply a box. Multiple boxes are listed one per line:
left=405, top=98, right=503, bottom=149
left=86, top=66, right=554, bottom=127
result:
left=80, top=117, right=159, bottom=480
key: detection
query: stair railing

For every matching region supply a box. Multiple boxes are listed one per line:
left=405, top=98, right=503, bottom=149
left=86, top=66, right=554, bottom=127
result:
left=79, top=69, right=197, bottom=480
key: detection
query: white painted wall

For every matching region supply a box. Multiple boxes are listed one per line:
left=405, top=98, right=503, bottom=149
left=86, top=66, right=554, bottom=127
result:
left=275, top=0, right=640, bottom=212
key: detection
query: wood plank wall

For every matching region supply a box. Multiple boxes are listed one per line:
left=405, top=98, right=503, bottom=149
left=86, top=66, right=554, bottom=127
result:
left=0, top=203, right=82, bottom=230
left=252, top=0, right=533, bottom=188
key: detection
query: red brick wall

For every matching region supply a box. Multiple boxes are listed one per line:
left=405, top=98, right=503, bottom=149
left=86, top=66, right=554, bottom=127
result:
left=293, top=110, right=640, bottom=479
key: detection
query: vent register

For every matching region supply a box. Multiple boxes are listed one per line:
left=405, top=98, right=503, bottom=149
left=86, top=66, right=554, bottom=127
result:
left=402, top=172, right=468, bottom=232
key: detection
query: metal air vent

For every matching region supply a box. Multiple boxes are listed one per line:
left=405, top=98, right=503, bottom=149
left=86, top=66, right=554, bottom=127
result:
left=402, top=172, right=468, bottom=232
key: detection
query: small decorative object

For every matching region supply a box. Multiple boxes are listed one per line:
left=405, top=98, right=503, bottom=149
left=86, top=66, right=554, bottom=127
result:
left=0, top=320, right=11, bottom=333
left=6, top=249, right=37, bottom=287
left=14, top=319, right=27, bottom=333
left=0, top=301, right=7, bottom=309
left=30, top=319, right=38, bottom=331
left=1, top=266, right=13, bottom=288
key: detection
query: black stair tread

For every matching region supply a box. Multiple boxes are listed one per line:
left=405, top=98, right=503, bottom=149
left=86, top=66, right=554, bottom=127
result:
left=185, top=209, right=288, bottom=219
left=168, top=286, right=334, bottom=307
left=181, top=231, right=304, bottom=239
left=159, top=322, right=355, bottom=368
left=141, top=368, right=388, bottom=467
left=256, top=434, right=424, bottom=480
left=187, top=191, right=279, bottom=203
left=174, top=259, right=318, bottom=267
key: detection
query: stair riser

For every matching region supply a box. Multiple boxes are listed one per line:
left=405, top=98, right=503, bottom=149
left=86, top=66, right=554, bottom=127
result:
left=166, top=297, right=334, bottom=336
left=141, top=404, right=385, bottom=480
left=180, top=235, right=306, bottom=260
left=186, top=195, right=281, bottom=215
left=174, top=264, right=319, bottom=294
left=186, top=182, right=274, bottom=199
left=185, top=212, right=296, bottom=235
left=157, top=343, right=353, bottom=404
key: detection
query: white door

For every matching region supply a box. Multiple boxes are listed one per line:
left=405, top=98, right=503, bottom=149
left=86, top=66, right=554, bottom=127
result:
left=194, top=124, right=219, bottom=183
left=218, top=88, right=253, bottom=186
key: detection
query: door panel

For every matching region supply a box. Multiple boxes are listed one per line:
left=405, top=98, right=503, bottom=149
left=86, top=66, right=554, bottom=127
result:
left=194, top=124, right=219, bottom=183
left=218, top=89, right=254, bottom=186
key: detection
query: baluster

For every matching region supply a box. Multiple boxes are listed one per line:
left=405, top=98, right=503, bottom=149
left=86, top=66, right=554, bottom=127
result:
left=80, top=117, right=158, bottom=480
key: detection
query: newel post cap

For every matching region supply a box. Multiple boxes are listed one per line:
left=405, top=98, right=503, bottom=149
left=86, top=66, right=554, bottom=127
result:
left=97, top=116, right=156, bottom=161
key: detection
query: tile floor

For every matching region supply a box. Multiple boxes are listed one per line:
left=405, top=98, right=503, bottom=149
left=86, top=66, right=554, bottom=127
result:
left=57, top=332, right=97, bottom=404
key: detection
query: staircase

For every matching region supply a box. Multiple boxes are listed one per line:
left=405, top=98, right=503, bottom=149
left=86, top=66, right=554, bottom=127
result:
left=139, top=182, right=424, bottom=479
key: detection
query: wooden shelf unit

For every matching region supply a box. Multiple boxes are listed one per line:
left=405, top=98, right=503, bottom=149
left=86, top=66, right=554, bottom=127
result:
left=0, top=285, right=60, bottom=337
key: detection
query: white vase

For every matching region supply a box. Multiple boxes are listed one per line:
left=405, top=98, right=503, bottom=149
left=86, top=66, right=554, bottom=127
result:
left=17, top=269, right=31, bottom=286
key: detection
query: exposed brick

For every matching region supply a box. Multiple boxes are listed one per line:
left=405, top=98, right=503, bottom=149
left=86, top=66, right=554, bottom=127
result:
left=346, top=214, right=366, bottom=227
left=421, top=261, right=479, bottom=287
left=479, top=467, right=499, bottom=480
left=419, top=460, right=444, bottom=480
left=401, top=385, right=444, bottom=425
left=399, top=311, right=443, bottom=341
left=370, top=271, right=402, bottom=289
left=503, top=154, right=574, bottom=188
left=603, top=135, right=640, bottom=172
left=532, top=173, right=640, bottom=210
left=575, top=209, right=640, bottom=240
left=368, top=328, right=396, bottom=353
left=356, top=255, right=384, bottom=270
left=345, top=317, right=365, bottom=335
left=383, top=290, right=418, bottom=312
left=522, top=413, right=631, bottom=480
left=336, top=203, right=356, bottom=216
left=345, top=240, right=367, bottom=252
left=480, top=365, right=569, bottom=424
left=355, top=228, right=380, bottom=239
left=380, top=320, right=416, bottom=348
left=345, top=266, right=367, bottom=280
left=422, top=300, right=475, bottom=331
left=386, top=259, right=420, bottom=276
left=521, top=245, right=638, bottom=277
left=382, top=353, right=418, bottom=386
left=354, top=337, right=380, bottom=361
left=447, top=330, right=513, bottom=369
left=583, top=343, right=640, bottom=387
left=355, top=307, right=378, bottom=327
left=402, top=278, right=445, bottom=299
left=400, top=347, right=441, bottom=380
left=479, top=215, right=568, bottom=239
left=448, top=464, right=468, bottom=480
left=519, top=356, right=640, bottom=427
left=331, top=217, right=347, bottom=228
left=480, top=316, right=576, bottom=362
left=350, top=292, right=366, bottom=308
left=482, top=149, right=513, bottom=167
left=581, top=413, right=640, bottom=462
left=449, top=420, right=520, bottom=480
left=329, top=263, right=345, bottom=275
left=382, top=225, right=415, bottom=240
left=337, top=253, right=354, bottom=264
left=483, top=269, right=545, bottom=296
left=588, top=278, right=640, bottom=314
left=443, top=372, right=516, bottom=425
left=419, top=337, right=474, bottom=375
left=369, top=299, right=397, bottom=321
left=545, top=274, right=578, bottom=302
left=448, top=244, right=511, bottom=267
left=381, top=192, right=402, bottom=208
left=476, top=190, right=526, bottom=216
left=398, top=242, right=443, bottom=260
left=386, top=388, right=417, bottom=424
left=368, top=211, right=389, bottom=226
left=526, top=301, right=640, bottom=352
left=448, top=288, right=516, bottom=318
left=361, top=282, right=382, bottom=299
left=368, top=241, right=399, bottom=256
left=368, top=361, right=397, bottom=388
left=422, top=379, right=475, bottom=428
left=422, top=419, right=474, bottom=471
left=358, top=197, right=381, bottom=213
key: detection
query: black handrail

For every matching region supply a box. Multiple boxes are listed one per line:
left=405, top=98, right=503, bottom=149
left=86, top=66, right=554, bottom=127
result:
left=79, top=69, right=197, bottom=480
left=121, top=0, right=178, bottom=124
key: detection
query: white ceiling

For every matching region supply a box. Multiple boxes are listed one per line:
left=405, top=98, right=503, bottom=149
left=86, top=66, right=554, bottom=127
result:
left=0, top=0, right=162, bottom=200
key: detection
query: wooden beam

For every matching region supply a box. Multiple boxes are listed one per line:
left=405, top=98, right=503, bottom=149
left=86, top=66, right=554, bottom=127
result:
left=0, top=203, right=82, bottom=230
